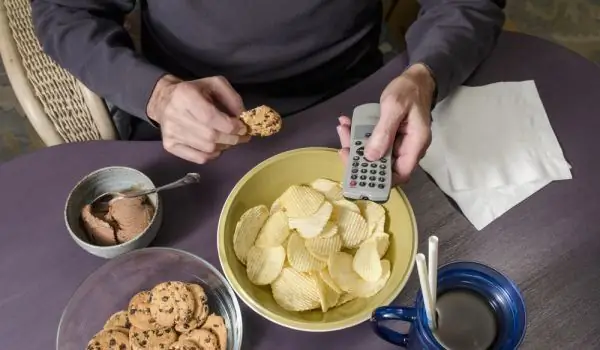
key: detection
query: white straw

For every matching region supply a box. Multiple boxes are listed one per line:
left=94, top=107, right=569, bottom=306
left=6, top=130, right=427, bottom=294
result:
left=428, top=236, right=439, bottom=307
left=416, top=253, right=436, bottom=329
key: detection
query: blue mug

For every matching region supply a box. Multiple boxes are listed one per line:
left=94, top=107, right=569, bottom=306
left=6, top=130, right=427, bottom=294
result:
left=371, top=261, right=526, bottom=349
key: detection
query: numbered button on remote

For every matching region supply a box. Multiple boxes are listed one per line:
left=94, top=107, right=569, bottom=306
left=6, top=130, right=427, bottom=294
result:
left=355, top=141, right=362, bottom=146
left=378, top=184, right=385, bottom=189
left=381, top=158, right=387, bottom=163
left=380, top=164, right=386, bottom=169
left=370, top=170, right=377, bottom=174
left=361, top=162, right=368, bottom=168
left=368, top=183, right=375, bottom=188
left=360, top=175, right=367, bottom=180
left=378, top=177, right=385, bottom=182
left=359, top=181, right=366, bottom=187
left=370, top=163, right=377, bottom=168
left=352, top=169, right=358, bottom=173
left=353, top=156, right=359, bottom=160
left=361, top=169, right=367, bottom=173
left=351, top=175, right=357, bottom=180
left=379, top=171, right=386, bottom=175
left=356, top=147, right=364, bottom=156
left=352, top=162, right=359, bottom=167
left=369, top=176, right=376, bottom=181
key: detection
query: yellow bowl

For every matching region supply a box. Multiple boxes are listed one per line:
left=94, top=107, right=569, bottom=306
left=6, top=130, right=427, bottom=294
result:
left=217, top=147, right=418, bottom=332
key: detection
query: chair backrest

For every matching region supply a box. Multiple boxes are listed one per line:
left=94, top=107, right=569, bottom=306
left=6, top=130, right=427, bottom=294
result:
left=0, top=0, right=116, bottom=145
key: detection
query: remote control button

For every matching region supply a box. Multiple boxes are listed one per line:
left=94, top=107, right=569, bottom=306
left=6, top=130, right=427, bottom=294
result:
left=369, top=176, right=376, bottom=181
left=351, top=169, right=358, bottom=173
left=353, top=156, right=359, bottom=160
left=359, top=181, right=366, bottom=187
left=355, top=141, right=362, bottom=146
left=350, top=180, right=357, bottom=186
left=360, top=175, right=367, bottom=180
left=368, top=183, right=375, bottom=188
left=351, top=175, right=357, bottom=180
left=352, top=162, right=359, bottom=167
left=365, top=132, right=371, bottom=137
left=378, top=184, right=385, bottom=189
left=361, top=169, right=367, bottom=173
left=356, top=147, right=364, bottom=156
left=379, top=171, right=386, bottom=175
left=380, top=164, right=386, bottom=169
left=381, top=158, right=387, bottom=163
left=361, top=162, right=368, bottom=167
left=370, top=170, right=377, bottom=174
left=379, top=177, right=385, bottom=182
left=371, top=163, right=377, bottom=168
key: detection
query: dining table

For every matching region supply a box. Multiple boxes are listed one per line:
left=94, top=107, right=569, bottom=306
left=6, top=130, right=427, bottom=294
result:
left=1, top=31, right=600, bottom=350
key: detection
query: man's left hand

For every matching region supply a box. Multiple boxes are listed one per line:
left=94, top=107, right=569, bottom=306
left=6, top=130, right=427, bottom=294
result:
left=337, top=63, right=436, bottom=184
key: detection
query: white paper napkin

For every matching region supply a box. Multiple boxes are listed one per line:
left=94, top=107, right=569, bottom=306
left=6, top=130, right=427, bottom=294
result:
left=420, top=81, right=572, bottom=230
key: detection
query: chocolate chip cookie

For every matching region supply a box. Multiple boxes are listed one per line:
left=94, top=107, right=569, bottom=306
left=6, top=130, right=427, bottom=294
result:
left=87, top=328, right=130, bottom=350
left=149, top=281, right=195, bottom=328
left=128, top=291, right=161, bottom=330
left=201, top=314, right=227, bottom=350
left=104, top=310, right=131, bottom=330
left=180, top=329, right=219, bottom=350
left=175, top=284, right=210, bottom=333
left=129, top=326, right=177, bottom=350
left=239, top=105, right=282, bottom=137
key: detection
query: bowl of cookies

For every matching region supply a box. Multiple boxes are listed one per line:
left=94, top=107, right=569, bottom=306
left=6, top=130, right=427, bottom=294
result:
left=217, top=147, right=418, bottom=332
left=57, top=247, right=242, bottom=350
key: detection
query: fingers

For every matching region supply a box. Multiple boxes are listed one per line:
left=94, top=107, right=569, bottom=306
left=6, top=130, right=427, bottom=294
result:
left=206, top=76, right=246, bottom=116
left=365, top=97, right=407, bottom=161
left=337, top=116, right=351, bottom=165
left=392, top=107, right=431, bottom=183
left=164, top=143, right=221, bottom=164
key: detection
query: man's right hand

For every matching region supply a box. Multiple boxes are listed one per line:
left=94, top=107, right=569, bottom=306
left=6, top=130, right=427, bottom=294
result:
left=146, top=75, right=250, bottom=164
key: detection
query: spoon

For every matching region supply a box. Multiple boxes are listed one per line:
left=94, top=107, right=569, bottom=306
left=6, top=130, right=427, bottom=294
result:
left=91, top=173, right=201, bottom=211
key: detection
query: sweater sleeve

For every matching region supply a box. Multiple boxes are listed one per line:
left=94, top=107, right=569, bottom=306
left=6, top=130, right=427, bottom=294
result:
left=31, top=0, right=167, bottom=120
left=405, top=0, right=506, bottom=101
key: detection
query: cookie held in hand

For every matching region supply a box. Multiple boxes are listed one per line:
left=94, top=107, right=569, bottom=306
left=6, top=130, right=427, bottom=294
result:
left=239, top=105, right=282, bottom=137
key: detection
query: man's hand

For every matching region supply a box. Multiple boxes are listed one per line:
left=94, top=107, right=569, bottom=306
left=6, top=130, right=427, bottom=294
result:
left=147, top=75, right=250, bottom=164
left=337, top=63, right=436, bottom=184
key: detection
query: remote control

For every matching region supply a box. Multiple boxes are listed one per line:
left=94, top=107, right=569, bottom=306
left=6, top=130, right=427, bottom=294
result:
left=342, top=103, right=392, bottom=203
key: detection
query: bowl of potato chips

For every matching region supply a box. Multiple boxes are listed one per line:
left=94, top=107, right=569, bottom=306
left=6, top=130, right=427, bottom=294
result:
left=217, top=147, right=418, bottom=332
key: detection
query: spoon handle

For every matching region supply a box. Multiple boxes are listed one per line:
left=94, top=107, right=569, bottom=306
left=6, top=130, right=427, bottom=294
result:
left=125, top=173, right=201, bottom=198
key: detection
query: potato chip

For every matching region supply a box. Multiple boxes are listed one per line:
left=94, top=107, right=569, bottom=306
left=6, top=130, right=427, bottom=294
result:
left=352, top=240, right=382, bottom=282
left=366, top=232, right=390, bottom=258
left=246, top=245, right=286, bottom=285
left=271, top=267, right=320, bottom=311
left=305, top=233, right=342, bottom=262
left=314, top=274, right=341, bottom=312
left=331, top=199, right=360, bottom=221
left=310, top=178, right=343, bottom=201
left=327, top=252, right=364, bottom=293
left=336, top=292, right=357, bottom=306
left=336, top=208, right=369, bottom=249
left=356, top=200, right=386, bottom=235
left=289, top=201, right=332, bottom=239
left=279, top=185, right=324, bottom=218
left=233, top=205, right=269, bottom=265
left=287, top=233, right=326, bottom=272
left=351, top=259, right=391, bottom=298
left=270, top=198, right=283, bottom=215
left=255, top=210, right=290, bottom=247
left=375, top=216, right=385, bottom=233
left=319, top=268, right=342, bottom=294
left=319, top=221, right=338, bottom=238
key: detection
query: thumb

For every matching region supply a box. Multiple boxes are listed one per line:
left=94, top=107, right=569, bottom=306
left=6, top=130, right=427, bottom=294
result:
left=206, top=76, right=245, bottom=116
left=365, top=99, right=406, bottom=161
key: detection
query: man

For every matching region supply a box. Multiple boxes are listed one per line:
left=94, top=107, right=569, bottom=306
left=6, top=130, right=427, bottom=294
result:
left=31, top=0, right=505, bottom=183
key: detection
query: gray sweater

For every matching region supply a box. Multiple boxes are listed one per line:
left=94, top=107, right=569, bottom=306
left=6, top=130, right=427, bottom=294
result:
left=31, top=0, right=505, bottom=120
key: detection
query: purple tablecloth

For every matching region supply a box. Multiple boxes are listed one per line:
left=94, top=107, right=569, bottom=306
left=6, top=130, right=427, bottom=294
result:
left=2, top=32, right=600, bottom=349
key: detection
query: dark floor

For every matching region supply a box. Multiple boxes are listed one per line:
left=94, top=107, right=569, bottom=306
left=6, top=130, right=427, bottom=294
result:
left=1, top=0, right=599, bottom=163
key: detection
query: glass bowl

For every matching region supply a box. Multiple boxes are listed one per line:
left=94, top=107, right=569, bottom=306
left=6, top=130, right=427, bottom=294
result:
left=57, top=247, right=242, bottom=349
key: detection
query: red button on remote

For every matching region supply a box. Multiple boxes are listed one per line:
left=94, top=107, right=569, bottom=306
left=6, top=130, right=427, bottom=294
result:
left=350, top=180, right=357, bottom=187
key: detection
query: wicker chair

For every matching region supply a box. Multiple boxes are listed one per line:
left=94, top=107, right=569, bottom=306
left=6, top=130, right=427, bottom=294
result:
left=0, top=0, right=117, bottom=146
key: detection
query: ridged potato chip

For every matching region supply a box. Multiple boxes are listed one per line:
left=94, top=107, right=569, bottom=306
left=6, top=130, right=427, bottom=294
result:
left=255, top=210, right=290, bottom=247
left=246, top=245, right=286, bottom=285
left=327, top=252, right=364, bottom=293
left=310, top=178, right=343, bottom=201
left=375, top=216, right=386, bottom=233
left=336, top=292, right=357, bottom=306
left=271, top=267, right=320, bottom=311
left=287, top=233, right=326, bottom=272
left=319, top=221, right=338, bottom=238
left=279, top=185, right=324, bottom=218
left=331, top=199, right=360, bottom=221
left=351, top=260, right=391, bottom=298
left=315, top=274, right=341, bottom=312
left=366, top=232, right=390, bottom=258
left=289, top=201, right=332, bottom=238
left=336, top=208, right=369, bottom=249
left=352, top=240, right=382, bottom=282
left=233, top=205, right=269, bottom=265
left=319, top=268, right=342, bottom=294
left=356, top=200, right=386, bottom=235
left=305, top=233, right=342, bottom=262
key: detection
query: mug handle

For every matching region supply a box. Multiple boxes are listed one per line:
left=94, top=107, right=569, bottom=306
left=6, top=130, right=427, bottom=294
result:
left=370, top=306, right=418, bottom=347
